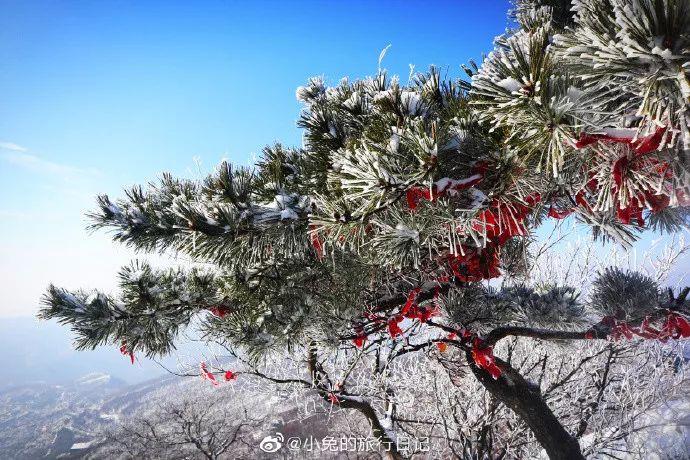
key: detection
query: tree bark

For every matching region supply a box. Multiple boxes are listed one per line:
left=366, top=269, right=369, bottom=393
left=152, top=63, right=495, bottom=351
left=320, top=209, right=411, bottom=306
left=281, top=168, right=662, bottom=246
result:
left=465, top=350, right=584, bottom=460
left=337, top=397, right=402, bottom=460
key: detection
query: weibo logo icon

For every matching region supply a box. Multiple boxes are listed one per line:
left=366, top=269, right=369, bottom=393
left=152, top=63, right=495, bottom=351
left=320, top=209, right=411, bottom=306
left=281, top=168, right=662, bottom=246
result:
left=259, top=432, right=284, bottom=453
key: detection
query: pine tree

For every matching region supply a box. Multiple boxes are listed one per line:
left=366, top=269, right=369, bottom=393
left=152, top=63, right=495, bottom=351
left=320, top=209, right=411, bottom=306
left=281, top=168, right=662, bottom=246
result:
left=40, top=1, right=690, bottom=458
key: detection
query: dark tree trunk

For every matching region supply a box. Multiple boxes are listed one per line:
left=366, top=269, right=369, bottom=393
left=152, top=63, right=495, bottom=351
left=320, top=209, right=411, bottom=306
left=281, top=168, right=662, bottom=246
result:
left=466, top=350, right=584, bottom=460
left=338, top=398, right=403, bottom=460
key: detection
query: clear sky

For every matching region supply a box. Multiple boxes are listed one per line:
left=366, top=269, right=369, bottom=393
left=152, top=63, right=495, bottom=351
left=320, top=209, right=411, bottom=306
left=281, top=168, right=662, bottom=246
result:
left=0, top=0, right=513, bottom=317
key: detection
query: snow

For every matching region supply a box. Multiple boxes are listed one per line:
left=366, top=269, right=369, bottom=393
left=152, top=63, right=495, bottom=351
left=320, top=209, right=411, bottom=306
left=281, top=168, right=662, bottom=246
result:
left=455, top=174, right=483, bottom=187
left=400, top=90, right=423, bottom=115
left=373, top=89, right=394, bottom=103
left=496, top=77, right=522, bottom=93
left=343, top=92, right=361, bottom=111
left=298, top=195, right=310, bottom=208
left=274, top=194, right=288, bottom=207
left=85, top=292, right=107, bottom=307
left=61, top=291, right=81, bottom=308
left=679, top=68, right=690, bottom=103
left=624, top=394, right=690, bottom=459
left=76, top=373, right=111, bottom=385
left=324, top=86, right=339, bottom=101
left=599, top=127, right=637, bottom=139
left=255, top=332, right=274, bottom=344
left=295, top=77, right=325, bottom=102
left=106, top=203, right=122, bottom=217
left=434, top=174, right=483, bottom=194
left=395, top=224, right=419, bottom=243
left=469, top=188, right=488, bottom=209
left=70, top=441, right=95, bottom=450
left=295, top=86, right=307, bottom=101
left=443, top=127, right=467, bottom=150
left=388, top=129, right=401, bottom=153
left=434, top=177, right=452, bottom=192
left=651, top=46, right=674, bottom=61
left=566, top=86, right=584, bottom=102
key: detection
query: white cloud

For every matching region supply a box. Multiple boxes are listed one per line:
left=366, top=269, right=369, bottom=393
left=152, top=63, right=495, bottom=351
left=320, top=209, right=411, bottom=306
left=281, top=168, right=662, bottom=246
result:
left=0, top=141, right=28, bottom=152
left=1, top=151, right=101, bottom=178
left=0, top=209, right=33, bottom=220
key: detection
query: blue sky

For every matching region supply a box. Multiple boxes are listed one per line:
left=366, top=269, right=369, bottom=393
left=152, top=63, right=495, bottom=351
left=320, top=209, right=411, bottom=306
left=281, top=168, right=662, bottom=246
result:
left=0, top=0, right=512, bottom=316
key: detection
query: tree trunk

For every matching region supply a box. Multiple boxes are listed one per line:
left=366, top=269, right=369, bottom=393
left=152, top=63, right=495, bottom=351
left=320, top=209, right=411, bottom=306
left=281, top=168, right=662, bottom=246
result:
left=466, top=350, right=584, bottom=460
left=338, top=398, right=403, bottom=460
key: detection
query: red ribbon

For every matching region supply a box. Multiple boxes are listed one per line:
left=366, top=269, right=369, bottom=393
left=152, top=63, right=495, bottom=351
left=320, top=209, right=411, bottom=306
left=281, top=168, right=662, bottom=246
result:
left=446, top=246, right=501, bottom=282
left=401, top=288, right=421, bottom=316
left=309, top=224, right=324, bottom=260
left=612, top=156, right=629, bottom=188
left=406, top=171, right=485, bottom=210
left=587, top=313, right=690, bottom=342
left=119, top=342, right=135, bottom=365
left=352, top=324, right=367, bottom=348
left=616, top=198, right=645, bottom=226
left=209, top=306, right=230, bottom=318
left=388, top=315, right=404, bottom=338
left=409, top=304, right=440, bottom=323
left=548, top=206, right=573, bottom=219
left=471, top=337, right=502, bottom=379
left=200, top=362, right=219, bottom=386
left=660, top=313, right=690, bottom=340
left=472, top=200, right=532, bottom=245
left=644, top=192, right=670, bottom=213
left=574, top=126, right=666, bottom=153
left=406, top=186, right=434, bottom=210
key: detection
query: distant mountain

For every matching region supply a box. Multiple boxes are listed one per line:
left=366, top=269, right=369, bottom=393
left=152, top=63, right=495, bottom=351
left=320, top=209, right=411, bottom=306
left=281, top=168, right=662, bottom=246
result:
left=0, top=316, right=232, bottom=459
left=0, top=364, right=207, bottom=460
left=0, top=316, right=176, bottom=387
left=0, top=369, right=335, bottom=460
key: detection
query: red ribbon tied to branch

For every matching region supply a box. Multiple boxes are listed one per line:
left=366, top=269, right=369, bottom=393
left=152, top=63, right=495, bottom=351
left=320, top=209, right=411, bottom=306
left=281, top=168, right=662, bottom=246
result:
left=200, top=362, right=219, bottom=386
left=209, top=306, right=230, bottom=318
left=472, top=199, right=534, bottom=245
left=436, top=332, right=457, bottom=353
left=352, top=324, right=367, bottom=348
left=400, top=286, right=440, bottom=323
left=574, top=126, right=666, bottom=154
left=401, top=288, right=421, bottom=316
left=586, top=313, right=690, bottom=342
left=119, top=342, right=135, bottom=365
left=568, top=126, right=673, bottom=225
left=406, top=171, right=485, bottom=210
left=446, top=246, right=501, bottom=282
left=660, top=313, right=690, bottom=340
left=548, top=206, right=573, bottom=219
left=388, top=315, right=404, bottom=338
left=471, top=337, right=502, bottom=379
left=309, top=224, right=324, bottom=260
